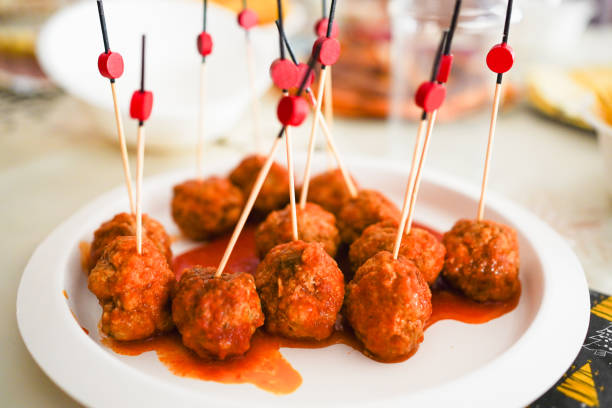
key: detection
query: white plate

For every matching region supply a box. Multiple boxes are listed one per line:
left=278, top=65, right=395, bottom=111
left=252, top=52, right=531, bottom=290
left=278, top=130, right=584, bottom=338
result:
left=37, top=0, right=305, bottom=149
left=17, top=156, right=590, bottom=408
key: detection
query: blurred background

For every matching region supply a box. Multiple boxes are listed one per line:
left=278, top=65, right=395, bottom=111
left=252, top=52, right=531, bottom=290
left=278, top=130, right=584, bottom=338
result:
left=1, top=1, right=611, bottom=405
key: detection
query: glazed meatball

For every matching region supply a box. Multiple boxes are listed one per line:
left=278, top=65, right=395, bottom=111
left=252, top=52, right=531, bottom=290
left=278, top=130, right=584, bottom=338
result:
left=337, top=189, right=401, bottom=244
left=349, top=220, right=446, bottom=285
left=255, top=240, right=344, bottom=340
left=229, top=154, right=289, bottom=216
left=172, top=176, right=244, bottom=241
left=345, top=251, right=432, bottom=361
left=255, top=202, right=340, bottom=259
left=307, top=169, right=358, bottom=216
left=88, top=236, right=175, bottom=341
left=89, top=212, right=172, bottom=272
left=442, top=219, right=520, bottom=302
left=172, top=267, right=264, bottom=360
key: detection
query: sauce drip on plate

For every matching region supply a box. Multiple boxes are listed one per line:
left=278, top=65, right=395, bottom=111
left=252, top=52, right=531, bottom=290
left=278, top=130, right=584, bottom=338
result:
left=103, top=223, right=520, bottom=394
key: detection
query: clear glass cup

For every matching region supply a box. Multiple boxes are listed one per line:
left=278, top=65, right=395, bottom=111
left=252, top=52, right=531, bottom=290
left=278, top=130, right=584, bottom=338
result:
left=388, top=0, right=516, bottom=123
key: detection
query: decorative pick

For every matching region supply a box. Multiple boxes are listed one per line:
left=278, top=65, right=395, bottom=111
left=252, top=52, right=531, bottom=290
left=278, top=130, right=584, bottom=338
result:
left=477, top=0, right=515, bottom=221
left=129, top=35, right=153, bottom=255
left=96, top=0, right=134, bottom=215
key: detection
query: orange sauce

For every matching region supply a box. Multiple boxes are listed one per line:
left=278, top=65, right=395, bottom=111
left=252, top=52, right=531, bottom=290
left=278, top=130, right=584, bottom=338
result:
left=104, top=223, right=520, bottom=394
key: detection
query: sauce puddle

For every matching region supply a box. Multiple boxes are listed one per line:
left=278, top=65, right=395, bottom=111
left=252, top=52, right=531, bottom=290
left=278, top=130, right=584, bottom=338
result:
left=103, top=223, right=520, bottom=394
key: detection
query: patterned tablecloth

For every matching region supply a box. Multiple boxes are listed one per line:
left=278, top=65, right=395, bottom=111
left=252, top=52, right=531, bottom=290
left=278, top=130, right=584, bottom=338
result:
left=533, top=291, right=612, bottom=408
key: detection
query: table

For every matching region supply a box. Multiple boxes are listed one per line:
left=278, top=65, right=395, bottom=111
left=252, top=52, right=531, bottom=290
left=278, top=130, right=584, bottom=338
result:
left=2, top=88, right=611, bottom=406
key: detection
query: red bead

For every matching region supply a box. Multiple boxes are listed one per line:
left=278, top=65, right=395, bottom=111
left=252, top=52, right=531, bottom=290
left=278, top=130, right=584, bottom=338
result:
left=295, top=62, right=315, bottom=89
left=270, top=58, right=298, bottom=90
left=277, top=95, right=309, bottom=127
left=130, top=90, right=154, bottom=122
left=486, top=43, right=514, bottom=74
left=414, top=81, right=446, bottom=112
left=436, top=54, right=453, bottom=84
left=197, top=31, right=213, bottom=56
left=314, top=17, right=339, bottom=38
left=98, top=51, right=124, bottom=79
left=237, top=9, right=258, bottom=30
left=313, top=37, right=340, bottom=66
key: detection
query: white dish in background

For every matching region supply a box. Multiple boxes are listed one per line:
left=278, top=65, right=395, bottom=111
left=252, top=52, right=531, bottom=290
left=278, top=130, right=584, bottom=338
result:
left=37, top=0, right=305, bottom=149
left=17, top=156, right=590, bottom=408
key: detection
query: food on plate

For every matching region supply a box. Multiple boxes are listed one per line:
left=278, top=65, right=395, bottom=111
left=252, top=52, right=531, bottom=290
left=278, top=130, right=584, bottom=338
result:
left=442, top=219, right=520, bottom=302
left=254, top=240, right=344, bottom=340
left=88, top=212, right=172, bottom=272
left=229, top=154, right=289, bottom=217
left=337, top=189, right=401, bottom=244
left=349, top=220, right=445, bottom=285
left=305, top=169, right=358, bottom=216
left=171, top=176, right=244, bottom=241
left=344, top=250, right=432, bottom=361
left=172, top=266, right=264, bottom=360
left=255, top=202, right=340, bottom=258
left=88, top=236, right=175, bottom=341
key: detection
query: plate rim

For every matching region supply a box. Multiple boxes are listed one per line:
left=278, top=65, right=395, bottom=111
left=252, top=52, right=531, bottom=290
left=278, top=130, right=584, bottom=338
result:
left=16, top=157, right=590, bottom=408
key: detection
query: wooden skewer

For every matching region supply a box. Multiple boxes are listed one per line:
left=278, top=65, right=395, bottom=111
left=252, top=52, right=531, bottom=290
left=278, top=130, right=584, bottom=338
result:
left=477, top=82, right=501, bottom=221
left=285, top=124, right=299, bottom=241
left=136, top=124, right=145, bottom=255
left=96, top=0, right=135, bottom=214
left=323, top=66, right=335, bottom=168
left=299, top=67, right=328, bottom=209
left=392, top=116, right=427, bottom=259
left=216, top=136, right=283, bottom=277
left=404, top=109, right=438, bottom=236
left=109, top=82, right=135, bottom=214
left=477, top=0, right=514, bottom=221
left=196, top=62, right=207, bottom=179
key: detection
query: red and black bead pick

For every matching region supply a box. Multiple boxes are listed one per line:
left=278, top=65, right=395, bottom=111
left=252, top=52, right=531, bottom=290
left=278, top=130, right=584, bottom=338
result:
left=486, top=42, right=514, bottom=74
left=487, top=0, right=515, bottom=79
left=277, top=95, right=309, bottom=126
left=314, top=18, right=339, bottom=38
left=96, top=0, right=124, bottom=80
left=238, top=9, right=258, bottom=30
left=130, top=35, right=153, bottom=123
left=270, top=0, right=297, bottom=89
left=275, top=42, right=321, bottom=129
left=436, top=54, right=453, bottom=84
left=415, top=81, right=446, bottom=113
left=197, top=0, right=213, bottom=57
left=197, top=32, right=213, bottom=56
left=98, top=51, right=124, bottom=79
left=270, top=59, right=298, bottom=90
left=274, top=20, right=316, bottom=89
left=313, top=37, right=340, bottom=66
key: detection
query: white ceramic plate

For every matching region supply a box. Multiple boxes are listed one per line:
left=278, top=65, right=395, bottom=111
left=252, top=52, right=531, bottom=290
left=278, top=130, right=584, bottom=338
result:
left=17, top=156, right=590, bottom=408
left=37, top=0, right=305, bottom=149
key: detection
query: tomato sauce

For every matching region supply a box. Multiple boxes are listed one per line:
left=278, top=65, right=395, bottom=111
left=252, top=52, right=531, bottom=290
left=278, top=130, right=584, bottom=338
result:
left=104, top=223, right=520, bottom=395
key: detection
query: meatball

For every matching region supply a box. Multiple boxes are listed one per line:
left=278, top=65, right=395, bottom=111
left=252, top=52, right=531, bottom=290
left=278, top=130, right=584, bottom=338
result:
left=172, top=176, right=244, bottom=241
left=345, top=251, right=432, bottom=361
left=255, top=240, right=344, bottom=340
left=229, top=154, right=289, bottom=216
left=172, top=267, right=264, bottom=360
left=88, top=236, right=175, bottom=341
left=349, top=220, right=446, bottom=285
left=442, top=219, right=520, bottom=302
left=89, top=212, right=172, bottom=272
left=337, top=189, right=401, bottom=244
left=255, top=202, right=340, bottom=259
left=306, top=169, right=358, bottom=216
